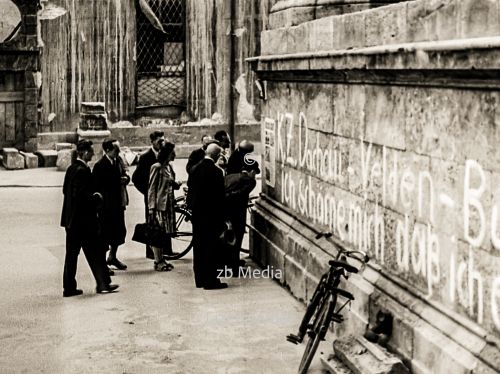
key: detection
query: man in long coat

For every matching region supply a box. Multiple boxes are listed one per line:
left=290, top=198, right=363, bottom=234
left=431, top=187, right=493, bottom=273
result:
left=61, top=140, right=118, bottom=296
left=187, top=143, right=228, bottom=290
left=93, top=139, right=130, bottom=270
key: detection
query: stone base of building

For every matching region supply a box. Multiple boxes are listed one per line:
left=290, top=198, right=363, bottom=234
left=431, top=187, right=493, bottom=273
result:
left=250, top=197, right=498, bottom=374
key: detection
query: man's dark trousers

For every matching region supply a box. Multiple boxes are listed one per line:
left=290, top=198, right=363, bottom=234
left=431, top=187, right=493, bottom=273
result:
left=63, top=228, right=111, bottom=291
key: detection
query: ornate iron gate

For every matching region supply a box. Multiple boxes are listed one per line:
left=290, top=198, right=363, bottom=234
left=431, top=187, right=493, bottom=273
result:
left=136, top=0, right=185, bottom=108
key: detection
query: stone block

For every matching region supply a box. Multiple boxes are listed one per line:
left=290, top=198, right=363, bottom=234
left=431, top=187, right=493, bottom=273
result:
left=2, top=148, right=24, bottom=170
left=56, top=149, right=73, bottom=172
left=412, top=321, right=477, bottom=374
left=37, top=132, right=78, bottom=151
left=364, top=85, right=406, bottom=150
left=55, top=142, right=74, bottom=151
left=338, top=12, right=366, bottom=50
left=35, top=150, right=58, bottom=167
left=261, top=28, right=287, bottom=56
left=77, top=129, right=111, bottom=161
left=425, top=0, right=460, bottom=41
left=365, top=2, right=408, bottom=46
left=333, top=84, right=366, bottom=139
left=310, top=16, right=336, bottom=52
left=460, top=0, right=500, bottom=38
left=287, top=23, right=310, bottom=54
left=283, top=256, right=307, bottom=303
left=19, top=151, right=38, bottom=169
left=333, top=336, right=410, bottom=374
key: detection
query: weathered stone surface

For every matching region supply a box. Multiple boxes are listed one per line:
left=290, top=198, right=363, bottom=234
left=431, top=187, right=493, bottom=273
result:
left=333, top=85, right=366, bottom=140
left=309, top=16, right=337, bottom=52
left=333, top=336, right=410, bottom=374
left=35, top=150, right=58, bottom=168
left=460, top=0, right=500, bottom=39
left=412, top=321, right=477, bottom=374
left=19, top=151, right=38, bottom=169
left=283, top=255, right=307, bottom=302
left=37, top=132, right=78, bottom=151
left=365, top=2, right=408, bottom=46
left=56, top=149, right=73, bottom=172
left=55, top=142, right=74, bottom=151
left=338, top=12, right=366, bottom=49
left=364, top=85, right=406, bottom=150
left=2, top=148, right=24, bottom=170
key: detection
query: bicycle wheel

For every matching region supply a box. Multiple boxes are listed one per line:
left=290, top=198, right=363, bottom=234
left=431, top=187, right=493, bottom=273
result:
left=163, top=206, right=193, bottom=260
left=298, top=296, right=335, bottom=374
left=287, top=278, right=326, bottom=344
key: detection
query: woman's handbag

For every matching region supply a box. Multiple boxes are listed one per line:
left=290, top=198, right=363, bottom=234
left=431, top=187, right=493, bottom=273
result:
left=132, top=222, right=169, bottom=247
left=146, top=221, right=170, bottom=247
left=132, top=223, right=149, bottom=245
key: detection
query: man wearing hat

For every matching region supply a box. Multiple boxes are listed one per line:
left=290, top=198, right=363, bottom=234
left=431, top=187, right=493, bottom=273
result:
left=132, top=130, right=165, bottom=259
left=60, top=140, right=119, bottom=296
left=224, top=160, right=260, bottom=272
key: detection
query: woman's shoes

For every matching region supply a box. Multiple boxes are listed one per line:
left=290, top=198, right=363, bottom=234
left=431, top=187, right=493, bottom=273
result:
left=154, top=260, right=174, bottom=272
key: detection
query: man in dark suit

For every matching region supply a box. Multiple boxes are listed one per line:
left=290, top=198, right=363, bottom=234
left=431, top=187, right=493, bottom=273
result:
left=185, top=134, right=215, bottom=174
left=187, top=143, right=228, bottom=290
left=93, top=139, right=130, bottom=270
left=132, top=131, right=165, bottom=259
left=61, top=140, right=119, bottom=296
left=225, top=161, right=260, bottom=272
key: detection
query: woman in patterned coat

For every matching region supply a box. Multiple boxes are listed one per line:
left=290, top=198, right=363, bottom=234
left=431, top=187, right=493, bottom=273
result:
left=147, top=142, right=180, bottom=271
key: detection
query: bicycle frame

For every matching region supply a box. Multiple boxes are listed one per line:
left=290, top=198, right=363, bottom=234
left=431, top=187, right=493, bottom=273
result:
left=287, top=231, right=369, bottom=373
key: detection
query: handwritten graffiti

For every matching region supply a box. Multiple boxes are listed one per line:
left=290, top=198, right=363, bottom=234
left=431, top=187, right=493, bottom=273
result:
left=266, top=110, right=500, bottom=330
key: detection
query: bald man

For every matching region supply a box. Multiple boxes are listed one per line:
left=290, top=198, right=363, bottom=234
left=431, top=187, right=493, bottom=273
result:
left=187, top=143, right=228, bottom=290
left=226, top=140, right=254, bottom=175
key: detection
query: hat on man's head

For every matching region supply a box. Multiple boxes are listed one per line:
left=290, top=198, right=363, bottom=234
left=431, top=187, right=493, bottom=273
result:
left=76, top=139, right=93, bottom=152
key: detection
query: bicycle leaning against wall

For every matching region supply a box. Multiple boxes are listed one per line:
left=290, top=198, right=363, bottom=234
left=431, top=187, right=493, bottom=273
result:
left=286, top=232, right=370, bottom=374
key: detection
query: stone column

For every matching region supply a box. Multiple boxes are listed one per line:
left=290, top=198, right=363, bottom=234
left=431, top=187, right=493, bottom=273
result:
left=269, top=0, right=408, bottom=28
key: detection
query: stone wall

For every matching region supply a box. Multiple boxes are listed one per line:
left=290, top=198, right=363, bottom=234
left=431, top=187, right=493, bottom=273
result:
left=249, top=0, right=500, bottom=372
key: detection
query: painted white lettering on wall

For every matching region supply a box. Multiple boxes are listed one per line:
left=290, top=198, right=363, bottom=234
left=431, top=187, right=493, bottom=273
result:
left=266, top=110, right=499, bottom=330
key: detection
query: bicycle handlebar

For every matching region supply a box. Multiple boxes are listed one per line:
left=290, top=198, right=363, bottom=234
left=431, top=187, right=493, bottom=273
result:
left=316, top=231, right=370, bottom=264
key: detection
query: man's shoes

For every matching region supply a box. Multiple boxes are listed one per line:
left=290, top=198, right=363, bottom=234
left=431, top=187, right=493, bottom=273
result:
left=203, top=282, right=228, bottom=290
left=63, top=289, right=83, bottom=297
left=107, top=258, right=127, bottom=270
left=96, top=284, right=119, bottom=294
left=108, top=266, right=115, bottom=276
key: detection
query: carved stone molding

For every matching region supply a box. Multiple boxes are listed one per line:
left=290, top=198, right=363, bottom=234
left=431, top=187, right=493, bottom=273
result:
left=269, top=0, right=407, bottom=28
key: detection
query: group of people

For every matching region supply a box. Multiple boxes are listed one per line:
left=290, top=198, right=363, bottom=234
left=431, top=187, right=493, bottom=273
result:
left=61, top=139, right=128, bottom=296
left=61, top=129, right=258, bottom=297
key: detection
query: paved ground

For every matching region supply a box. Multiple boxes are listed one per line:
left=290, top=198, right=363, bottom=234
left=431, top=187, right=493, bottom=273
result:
left=0, top=160, right=328, bottom=373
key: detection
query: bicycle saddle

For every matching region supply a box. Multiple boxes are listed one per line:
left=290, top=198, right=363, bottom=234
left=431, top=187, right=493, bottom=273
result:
left=328, top=260, right=358, bottom=273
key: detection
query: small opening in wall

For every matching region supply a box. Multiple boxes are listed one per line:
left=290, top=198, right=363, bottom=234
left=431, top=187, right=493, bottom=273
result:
left=344, top=224, right=349, bottom=233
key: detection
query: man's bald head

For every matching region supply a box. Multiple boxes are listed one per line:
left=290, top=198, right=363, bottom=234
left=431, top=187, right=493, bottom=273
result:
left=206, top=143, right=222, bottom=162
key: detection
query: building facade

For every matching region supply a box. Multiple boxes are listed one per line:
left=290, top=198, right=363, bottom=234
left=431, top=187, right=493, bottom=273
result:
left=0, top=0, right=39, bottom=151
left=249, top=0, right=500, bottom=372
